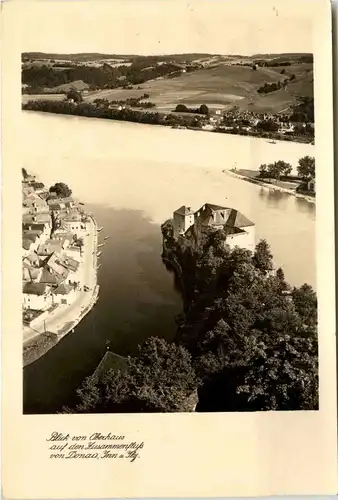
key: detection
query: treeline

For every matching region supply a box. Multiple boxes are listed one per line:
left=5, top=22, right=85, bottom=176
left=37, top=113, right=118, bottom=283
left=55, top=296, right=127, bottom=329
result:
left=259, top=156, right=315, bottom=182
left=257, top=74, right=295, bottom=94
left=254, top=54, right=313, bottom=66
left=93, top=94, right=156, bottom=109
left=22, top=60, right=184, bottom=91
left=22, top=99, right=204, bottom=128
left=22, top=99, right=314, bottom=142
left=67, top=228, right=318, bottom=413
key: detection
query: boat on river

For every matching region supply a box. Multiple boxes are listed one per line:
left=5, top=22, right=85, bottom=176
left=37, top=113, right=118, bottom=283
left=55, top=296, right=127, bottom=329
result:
left=97, top=226, right=103, bottom=232
left=97, top=251, right=102, bottom=257
left=104, top=236, right=110, bottom=240
left=268, top=140, right=277, bottom=144
left=98, top=243, right=105, bottom=248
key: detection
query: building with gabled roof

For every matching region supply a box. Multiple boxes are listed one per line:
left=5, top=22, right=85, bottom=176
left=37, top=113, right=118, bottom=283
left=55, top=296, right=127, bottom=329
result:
left=52, top=283, right=76, bottom=305
left=22, top=262, right=43, bottom=282
left=40, top=267, right=69, bottom=286
left=173, top=202, right=255, bottom=252
left=23, top=213, right=52, bottom=228
left=22, top=282, right=53, bottom=311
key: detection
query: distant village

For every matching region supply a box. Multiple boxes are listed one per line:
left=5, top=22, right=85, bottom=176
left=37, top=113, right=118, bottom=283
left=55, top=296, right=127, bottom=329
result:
left=22, top=170, right=97, bottom=335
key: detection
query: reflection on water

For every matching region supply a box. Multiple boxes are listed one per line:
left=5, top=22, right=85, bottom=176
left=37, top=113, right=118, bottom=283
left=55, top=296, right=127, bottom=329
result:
left=258, top=187, right=290, bottom=209
left=23, top=208, right=182, bottom=414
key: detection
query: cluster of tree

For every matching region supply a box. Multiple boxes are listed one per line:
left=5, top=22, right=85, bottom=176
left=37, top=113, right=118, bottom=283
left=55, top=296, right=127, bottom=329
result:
left=289, top=96, right=314, bottom=123
left=254, top=59, right=292, bottom=68
left=22, top=61, right=186, bottom=91
left=22, top=99, right=204, bottom=129
left=257, top=80, right=285, bottom=94
left=174, top=104, right=209, bottom=115
left=259, top=160, right=292, bottom=180
left=162, top=226, right=318, bottom=411
left=292, top=123, right=315, bottom=137
left=69, top=222, right=318, bottom=413
left=49, top=182, right=72, bottom=198
left=66, top=89, right=83, bottom=103
left=257, top=75, right=295, bottom=94
left=93, top=94, right=155, bottom=109
left=64, top=337, right=198, bottom=413
left=259, top=156, right=315, bottom=182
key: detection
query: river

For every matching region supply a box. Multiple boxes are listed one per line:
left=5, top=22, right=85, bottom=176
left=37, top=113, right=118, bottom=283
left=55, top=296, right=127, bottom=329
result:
left=22, top=112, right=316, bottom=413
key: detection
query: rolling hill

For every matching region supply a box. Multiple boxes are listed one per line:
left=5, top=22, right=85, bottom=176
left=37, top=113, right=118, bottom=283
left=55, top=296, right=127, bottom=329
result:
left=22, top=52, right=313, bottom=114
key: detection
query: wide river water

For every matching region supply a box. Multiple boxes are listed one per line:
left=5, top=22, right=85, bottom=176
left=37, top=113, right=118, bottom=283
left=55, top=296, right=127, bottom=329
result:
left=22, top=112, right=316, bottom=413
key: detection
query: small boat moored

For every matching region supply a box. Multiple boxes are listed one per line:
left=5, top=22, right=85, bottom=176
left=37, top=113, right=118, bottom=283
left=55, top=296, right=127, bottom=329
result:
left=97, top=226, right=103, bottom=232
left=104, top=236, right=110, bottom=240
left=97, top=251, right=102, bottom=257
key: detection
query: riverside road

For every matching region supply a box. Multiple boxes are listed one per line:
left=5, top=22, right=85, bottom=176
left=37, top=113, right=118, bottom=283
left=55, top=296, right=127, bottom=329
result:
left=23, top=216, right=98, bottom=343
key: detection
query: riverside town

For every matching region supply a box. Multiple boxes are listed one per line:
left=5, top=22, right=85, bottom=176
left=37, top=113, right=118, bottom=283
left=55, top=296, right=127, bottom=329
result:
left=22, top=50, right=318, bottom=415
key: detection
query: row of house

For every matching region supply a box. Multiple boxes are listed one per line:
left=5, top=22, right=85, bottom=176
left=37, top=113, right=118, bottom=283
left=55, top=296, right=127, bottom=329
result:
left=22, top=174, right=88, bottom=313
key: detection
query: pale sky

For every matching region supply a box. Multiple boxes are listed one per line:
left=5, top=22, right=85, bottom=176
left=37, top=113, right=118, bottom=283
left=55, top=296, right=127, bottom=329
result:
left=11, top=0, right=314, bottom=56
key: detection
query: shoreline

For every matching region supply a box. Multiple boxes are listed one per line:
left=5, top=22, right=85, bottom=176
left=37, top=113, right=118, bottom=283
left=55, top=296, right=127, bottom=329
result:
left=21, top=108, right=314, bottom=146
left=225, top=170, right=316, bottom=204
left=23, top=214, right=100, bottom=367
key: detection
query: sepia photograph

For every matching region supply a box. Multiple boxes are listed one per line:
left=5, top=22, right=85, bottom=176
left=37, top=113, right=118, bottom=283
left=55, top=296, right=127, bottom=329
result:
left=2, top=0, right=337, bottom=498
left=20, top=3, right=318, bottom=416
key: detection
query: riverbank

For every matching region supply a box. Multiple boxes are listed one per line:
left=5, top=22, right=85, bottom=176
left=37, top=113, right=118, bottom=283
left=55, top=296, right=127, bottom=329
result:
left=22, top=101, right=313, bottom=145
left=225, top=170, right=316, bottom=204
left=23, top=214, right=100, bottom=366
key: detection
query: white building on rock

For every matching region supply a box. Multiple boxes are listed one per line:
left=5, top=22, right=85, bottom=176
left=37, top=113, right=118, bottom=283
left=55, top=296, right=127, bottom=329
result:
left=173, top=203, right=255, bottom=252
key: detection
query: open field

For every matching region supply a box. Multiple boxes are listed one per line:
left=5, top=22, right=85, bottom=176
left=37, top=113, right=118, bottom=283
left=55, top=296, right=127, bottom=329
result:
left=83, top=62, right=313, bottom=113
left=22, top=52, right=313, bottom=114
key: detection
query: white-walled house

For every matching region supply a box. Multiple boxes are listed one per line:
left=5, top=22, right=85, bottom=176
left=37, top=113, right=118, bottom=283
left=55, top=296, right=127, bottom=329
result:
left=52, top=283, right=76, bottom=305
left=22, top=197, right=49, bottom=215
left=23, top=222, right=51, bottom=242
left=173, top=206, right=195, bottom=238
left=22, top=282, right=53, bottom=311
left=172, top=203, right=255, bottom=252
left=22, top=213, right=52, bottom=230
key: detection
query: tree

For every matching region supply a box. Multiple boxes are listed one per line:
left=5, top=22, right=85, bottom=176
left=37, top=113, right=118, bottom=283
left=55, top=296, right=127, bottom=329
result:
left=49, top=182, right=72, bottom=198
left=262, top=160, right=292, bottom=181
left=292, top=283, right=317, bottom=328
left=274, top=160, right=292, bottom=177
left=22, top=167, right=29, bottom=179
left=71, top=337, right=198, bottom=413
left=199, top=104, right=209, bottom=115
left=252, top=239, right=273, bottom=273
left=66, top=89, right=83, bottom=103
left=297, top=156, right=315, bottom=180
left=259, top=164, right=269, bottom=177
left=175, top=104, right=188, bottom=112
